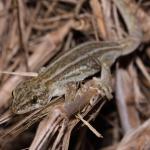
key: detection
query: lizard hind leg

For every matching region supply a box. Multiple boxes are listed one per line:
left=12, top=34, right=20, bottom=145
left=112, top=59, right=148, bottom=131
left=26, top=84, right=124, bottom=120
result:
left=93, top=63, right=113, bottom=100
left=89, top=54, right=113, bottom=100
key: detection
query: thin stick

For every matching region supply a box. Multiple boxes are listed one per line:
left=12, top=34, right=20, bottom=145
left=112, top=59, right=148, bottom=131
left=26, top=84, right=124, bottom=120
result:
left=15, top=0, right=30, bottom=71
left=136, top=57, right=150, bottom=83
left=76, top=114, right=103, bottom=138
left=0, top=71, right=38, bottom=77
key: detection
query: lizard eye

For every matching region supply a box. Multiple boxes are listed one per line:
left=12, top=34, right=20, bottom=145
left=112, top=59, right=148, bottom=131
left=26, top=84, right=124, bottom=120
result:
left=31, top=95, right=38, bottom=104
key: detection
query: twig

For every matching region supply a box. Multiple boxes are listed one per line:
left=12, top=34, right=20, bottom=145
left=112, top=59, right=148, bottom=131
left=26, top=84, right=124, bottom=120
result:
left=136, top=57, right=150, bottom=83
left=0, top=70, right=38, bottom=77
left=115, top=67, right=132, bottom=134
left=15, top=0, right=29, bottom=71
left=76, top=114, right=103, bottom=138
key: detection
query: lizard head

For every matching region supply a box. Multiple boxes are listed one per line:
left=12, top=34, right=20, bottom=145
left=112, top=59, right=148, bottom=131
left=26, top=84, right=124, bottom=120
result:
left=11, top=79, right=49, bottom=114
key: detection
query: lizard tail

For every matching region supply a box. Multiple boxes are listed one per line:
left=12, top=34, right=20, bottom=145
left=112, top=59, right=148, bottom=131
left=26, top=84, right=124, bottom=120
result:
left=113, top=0, right=143, bottom=55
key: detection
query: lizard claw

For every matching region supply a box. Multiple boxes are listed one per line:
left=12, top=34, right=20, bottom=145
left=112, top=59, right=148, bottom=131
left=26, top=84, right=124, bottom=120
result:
left=93, top=77, right=113, bottom=100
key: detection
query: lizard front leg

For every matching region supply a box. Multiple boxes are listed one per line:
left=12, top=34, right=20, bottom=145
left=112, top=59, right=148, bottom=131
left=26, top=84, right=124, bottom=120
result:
left=65, top=82, right=78, bottom=102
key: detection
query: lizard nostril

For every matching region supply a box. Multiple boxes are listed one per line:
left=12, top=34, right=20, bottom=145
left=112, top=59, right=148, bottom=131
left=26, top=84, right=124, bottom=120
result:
left=11, top=105, right=17, bottom=114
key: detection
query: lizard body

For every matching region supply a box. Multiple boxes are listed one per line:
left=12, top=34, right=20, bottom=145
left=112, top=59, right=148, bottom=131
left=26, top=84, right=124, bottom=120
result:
left=12, top=0, right=142, bottom=114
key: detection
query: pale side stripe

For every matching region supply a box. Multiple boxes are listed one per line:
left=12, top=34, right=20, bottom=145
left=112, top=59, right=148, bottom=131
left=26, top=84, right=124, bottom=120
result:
left=45, top=43, right=124, bottom=82
left=45, top=40, right=122, bottom=71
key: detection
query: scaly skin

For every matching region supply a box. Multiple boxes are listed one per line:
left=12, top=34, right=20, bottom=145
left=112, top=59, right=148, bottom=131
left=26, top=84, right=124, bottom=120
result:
left=12, top=0, right=142, bottom=114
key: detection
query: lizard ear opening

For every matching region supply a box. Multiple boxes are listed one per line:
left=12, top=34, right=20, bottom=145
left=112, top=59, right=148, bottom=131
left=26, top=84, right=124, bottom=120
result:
left=12, top=90, right=15, bottom=98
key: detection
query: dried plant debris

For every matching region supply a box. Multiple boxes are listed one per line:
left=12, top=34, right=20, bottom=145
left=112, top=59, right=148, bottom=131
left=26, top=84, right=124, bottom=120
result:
left=0, top=0, right=149, bottom=150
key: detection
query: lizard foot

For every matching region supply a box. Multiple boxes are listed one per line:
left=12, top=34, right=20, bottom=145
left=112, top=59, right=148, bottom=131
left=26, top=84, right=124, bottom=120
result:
left=93, top=77, right=113, bottom=100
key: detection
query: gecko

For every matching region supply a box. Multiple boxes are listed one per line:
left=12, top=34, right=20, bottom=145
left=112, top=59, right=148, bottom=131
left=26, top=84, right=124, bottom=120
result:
left=11, top=0, right=142, bottom=114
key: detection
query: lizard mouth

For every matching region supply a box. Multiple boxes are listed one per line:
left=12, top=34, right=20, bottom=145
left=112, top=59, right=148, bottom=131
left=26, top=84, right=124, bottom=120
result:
left=11, top=102, right=28, bottom=114
left=11, top=106, right=29, bottom=114
left=11, top=102, right=43, bottom=114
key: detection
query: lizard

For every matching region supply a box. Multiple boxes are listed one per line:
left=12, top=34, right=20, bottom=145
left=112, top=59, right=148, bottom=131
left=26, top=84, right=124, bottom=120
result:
left=11, top=0, right=142, bottom=114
